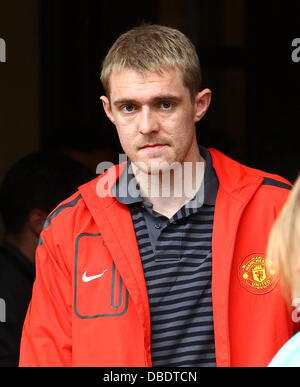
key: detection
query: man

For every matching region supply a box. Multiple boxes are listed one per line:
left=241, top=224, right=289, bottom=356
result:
left=0, top=152, right=93, bottom=366
left=19, top=25, right=295, bottom=367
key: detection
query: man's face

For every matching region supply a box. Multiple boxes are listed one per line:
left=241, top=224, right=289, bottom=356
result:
left=101, top=67, right=211, bottom=174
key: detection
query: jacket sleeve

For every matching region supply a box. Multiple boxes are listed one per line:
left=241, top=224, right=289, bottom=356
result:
left=19, top=226, right=72, bottom=367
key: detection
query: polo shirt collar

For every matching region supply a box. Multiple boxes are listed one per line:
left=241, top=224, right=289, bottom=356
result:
left=113, top=145, right=219, bottom=207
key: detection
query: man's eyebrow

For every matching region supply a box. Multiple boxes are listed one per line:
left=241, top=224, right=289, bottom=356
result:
left=152, top=95, right=181, bottom=102
left=113, top=95, right=181, bottom=106
left=113, top=98, right=136, bottom=106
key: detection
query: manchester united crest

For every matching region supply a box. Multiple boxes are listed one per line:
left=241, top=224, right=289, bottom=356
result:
left=239, top=254, right=278, bottom=295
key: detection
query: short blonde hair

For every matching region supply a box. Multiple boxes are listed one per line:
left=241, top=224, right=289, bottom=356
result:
left=267, top=175, right=300, bottom=299
left=100, top=24, right=202, bottom=99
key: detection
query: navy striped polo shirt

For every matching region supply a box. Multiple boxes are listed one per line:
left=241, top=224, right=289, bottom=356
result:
left=113, top=146, right=219, bottom=367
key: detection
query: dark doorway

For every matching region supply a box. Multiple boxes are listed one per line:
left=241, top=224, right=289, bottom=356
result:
left=40, top=0, right=300, bottom=181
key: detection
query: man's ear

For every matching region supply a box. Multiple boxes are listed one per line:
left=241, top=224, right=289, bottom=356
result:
left=100, top=96, right=115, bottom=124
left=28, top=209, right=47, bottom=237
left=194, top=88, right=212, bottom=123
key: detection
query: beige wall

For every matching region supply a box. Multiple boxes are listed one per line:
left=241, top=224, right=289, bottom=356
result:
left=0, top=0, right=40, bottom=237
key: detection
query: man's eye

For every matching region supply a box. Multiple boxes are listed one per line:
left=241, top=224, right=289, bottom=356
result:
left=122, top=105, right=135, bottom=113
left=161, top=102, right=172, bottom=110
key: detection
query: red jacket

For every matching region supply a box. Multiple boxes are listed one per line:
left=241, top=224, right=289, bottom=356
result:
left=19, top=148, right=295, bottom=367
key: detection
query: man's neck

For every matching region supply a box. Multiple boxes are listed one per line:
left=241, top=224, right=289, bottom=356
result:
left=132, top=153, right=206, bottom=219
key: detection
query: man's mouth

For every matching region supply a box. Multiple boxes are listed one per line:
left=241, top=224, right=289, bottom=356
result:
left=140, top=144, right=167, bottom=151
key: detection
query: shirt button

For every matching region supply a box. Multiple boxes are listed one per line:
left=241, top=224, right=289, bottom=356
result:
left=155, top=224, right=161, bottom=229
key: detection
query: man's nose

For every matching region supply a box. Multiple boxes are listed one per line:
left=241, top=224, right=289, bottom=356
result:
left=138, top=107, right=159, bottom=135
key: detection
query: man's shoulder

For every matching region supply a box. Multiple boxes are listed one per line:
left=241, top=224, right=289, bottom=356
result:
left=40, top=164, right=125, bottom=235
left=37, top=190, right=86, bottom=248
left=208, top=148, right=292, bottom=193
left=45, top=190, right=85, bottom=227
left=0, top=243, right=33, bottom=293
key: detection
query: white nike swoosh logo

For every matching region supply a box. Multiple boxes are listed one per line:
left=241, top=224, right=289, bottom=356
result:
left=82, top=269, right=108, bottom=283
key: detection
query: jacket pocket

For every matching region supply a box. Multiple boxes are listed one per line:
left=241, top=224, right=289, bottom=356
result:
left=74, top=233, right=129, bottom=318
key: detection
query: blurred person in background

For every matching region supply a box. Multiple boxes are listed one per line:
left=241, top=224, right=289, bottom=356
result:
left=0, top=152, right=94, bottom=366
left=268, top=174, right=300, bottom=367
